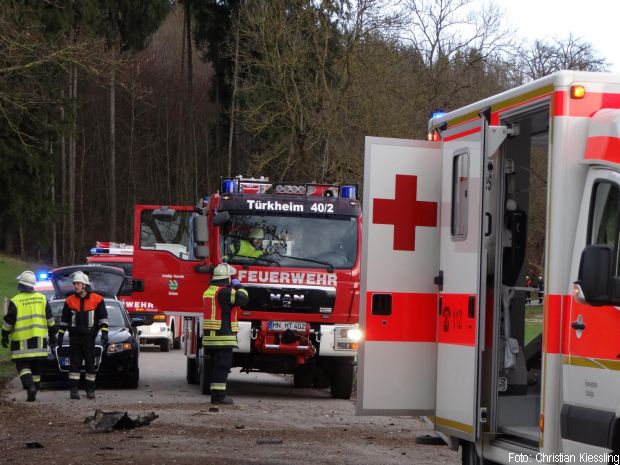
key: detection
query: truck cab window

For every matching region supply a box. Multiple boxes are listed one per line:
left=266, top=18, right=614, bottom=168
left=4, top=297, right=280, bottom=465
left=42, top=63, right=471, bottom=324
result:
left=139, top=210, right=193, bottom=260
left=588, top=181, right=620, bottom=272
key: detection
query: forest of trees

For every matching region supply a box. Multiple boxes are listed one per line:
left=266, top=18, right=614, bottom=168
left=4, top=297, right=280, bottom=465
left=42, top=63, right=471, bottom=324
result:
left=0, top=0, right=608, bottom=265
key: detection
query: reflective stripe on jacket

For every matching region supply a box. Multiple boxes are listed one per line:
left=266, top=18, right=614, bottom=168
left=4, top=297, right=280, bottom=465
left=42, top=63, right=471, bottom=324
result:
left=202, top=283, right=249, bottom=348
left=4, top=292, right=53, bottom=360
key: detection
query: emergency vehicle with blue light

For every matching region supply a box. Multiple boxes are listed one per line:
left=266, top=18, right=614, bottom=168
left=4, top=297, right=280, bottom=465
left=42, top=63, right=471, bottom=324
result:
left=87, top=242, right=181, bottom=352
left=131, top=176, right=362, bottom=398
left=358, top=71, right=620, bottom=463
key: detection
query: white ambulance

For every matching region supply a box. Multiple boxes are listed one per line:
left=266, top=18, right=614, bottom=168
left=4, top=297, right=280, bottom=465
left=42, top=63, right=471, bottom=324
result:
left=358, top=71, right=620, bottom=464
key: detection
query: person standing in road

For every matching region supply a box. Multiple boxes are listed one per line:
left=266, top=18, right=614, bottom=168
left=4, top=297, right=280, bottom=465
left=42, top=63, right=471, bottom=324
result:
left=57, top=271, right=108, bottom=400
left=1, top=271, right=57, bottom=402
left=202, top=263, right=249, bottom=404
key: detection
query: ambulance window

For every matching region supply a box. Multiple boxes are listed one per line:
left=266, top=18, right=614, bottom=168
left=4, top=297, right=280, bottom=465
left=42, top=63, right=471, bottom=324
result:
left=371, top=294, right=392, bottom=316
left=451, top=151, right=469, bottom=240
left=588, top=181, right=620, bottom=271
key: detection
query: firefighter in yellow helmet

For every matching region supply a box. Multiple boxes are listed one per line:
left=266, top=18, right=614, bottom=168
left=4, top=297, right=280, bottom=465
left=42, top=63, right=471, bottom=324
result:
left=1, top=271, right=57, bottom=401
left=230, top=227, right=265, bottom=258
left=202, top=263, right=249, bottom=404
left=57, top=271, right=108, bottom=400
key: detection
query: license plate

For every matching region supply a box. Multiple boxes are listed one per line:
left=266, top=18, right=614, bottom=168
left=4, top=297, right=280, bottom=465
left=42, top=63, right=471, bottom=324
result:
left=268, top=321, right=307, bottom=332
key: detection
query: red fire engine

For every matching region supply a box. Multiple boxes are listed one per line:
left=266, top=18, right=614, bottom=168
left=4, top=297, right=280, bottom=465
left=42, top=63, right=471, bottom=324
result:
left=87, top=242, right=181, bottom=352
left=131, top=177, right=362, bottom=398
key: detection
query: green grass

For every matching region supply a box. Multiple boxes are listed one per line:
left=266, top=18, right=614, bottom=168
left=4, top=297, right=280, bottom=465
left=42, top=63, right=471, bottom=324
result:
left=525, top=304, right=543, bottom=345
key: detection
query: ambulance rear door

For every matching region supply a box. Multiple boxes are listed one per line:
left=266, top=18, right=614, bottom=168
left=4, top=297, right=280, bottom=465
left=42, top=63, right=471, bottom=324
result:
left=357, top=137, right=441, bottom=416
left=435, top=116, right=506, bottom=440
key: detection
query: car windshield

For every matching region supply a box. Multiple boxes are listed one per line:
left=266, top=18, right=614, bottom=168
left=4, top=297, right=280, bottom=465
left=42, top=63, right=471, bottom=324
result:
left=50, top=300, right=128, bottom=328
left=220, top=214, right=358, bottom=269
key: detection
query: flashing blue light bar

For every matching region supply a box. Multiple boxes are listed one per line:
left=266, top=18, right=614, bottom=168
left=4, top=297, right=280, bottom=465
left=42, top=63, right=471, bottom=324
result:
left=222, top=179, right=237, bottom=193
left=341, top=185, right=357, bottom=199
left=37, top=271, right=50, bottom=281
left=90, top=247, right=107, bottom=254
left=432, top=111, right=446, bottom=119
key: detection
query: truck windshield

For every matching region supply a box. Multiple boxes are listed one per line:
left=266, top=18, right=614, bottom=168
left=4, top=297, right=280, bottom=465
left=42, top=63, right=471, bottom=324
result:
left=220, top=214, right=358, bottom=269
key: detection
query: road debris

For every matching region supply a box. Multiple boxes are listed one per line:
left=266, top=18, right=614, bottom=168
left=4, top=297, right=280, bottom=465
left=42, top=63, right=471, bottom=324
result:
left=84, top=409, right=159, bottom=433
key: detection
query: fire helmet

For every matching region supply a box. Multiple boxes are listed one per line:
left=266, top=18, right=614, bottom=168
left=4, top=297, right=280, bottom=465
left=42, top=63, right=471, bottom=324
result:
left=72, top=271, right=90, bottom=285
left=213, top=263, right=236, bottom=280
left=16, top=271, right=36, bottom=289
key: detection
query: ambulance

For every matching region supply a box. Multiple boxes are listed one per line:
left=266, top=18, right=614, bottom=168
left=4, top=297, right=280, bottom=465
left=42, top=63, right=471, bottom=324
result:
left=358, top=71, right=620, bottom=464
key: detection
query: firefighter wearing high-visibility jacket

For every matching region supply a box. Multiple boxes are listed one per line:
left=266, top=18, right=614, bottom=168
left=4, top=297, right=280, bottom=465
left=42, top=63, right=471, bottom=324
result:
left=202, top=263, right=249, bottom=404
left=1, top=271, right=57, bottom=402
left=57, top=271, right=108, bottom=400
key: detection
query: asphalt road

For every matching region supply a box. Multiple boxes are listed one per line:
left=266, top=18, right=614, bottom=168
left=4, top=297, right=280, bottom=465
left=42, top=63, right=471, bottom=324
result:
left=1, top=347, right=461, bottom=465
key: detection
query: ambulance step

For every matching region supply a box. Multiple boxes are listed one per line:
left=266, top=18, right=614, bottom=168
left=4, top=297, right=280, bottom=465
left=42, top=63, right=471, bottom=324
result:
left=498, top=425, right=539, bottom=444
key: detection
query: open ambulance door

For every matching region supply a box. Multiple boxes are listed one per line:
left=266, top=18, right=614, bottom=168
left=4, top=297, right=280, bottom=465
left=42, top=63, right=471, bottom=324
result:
left=357, top=137, right=440, bottom=416
left=132, top=205, right=208, bottom=316
left=435, top=116, right=506, bottom=441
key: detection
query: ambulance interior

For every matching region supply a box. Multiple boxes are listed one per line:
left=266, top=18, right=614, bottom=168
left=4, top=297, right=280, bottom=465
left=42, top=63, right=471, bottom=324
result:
left=491, top=108, right=548, bottom=447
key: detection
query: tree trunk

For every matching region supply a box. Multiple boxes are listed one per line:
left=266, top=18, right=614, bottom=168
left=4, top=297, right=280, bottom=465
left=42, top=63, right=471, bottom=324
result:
left=227, top=16, right=240, bottom=177
left=68, top=67, right=77, bottom=264
left=60, top=90, right=66, bottom=263
left=109, top=65, right=117, bottom=241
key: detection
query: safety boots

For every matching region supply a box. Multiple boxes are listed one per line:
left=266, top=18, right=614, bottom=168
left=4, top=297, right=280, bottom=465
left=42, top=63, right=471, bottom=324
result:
left=86, top=389, right=96, bottom=399
left=211, top=396, right=234, bottom=405
left=26, top=385, right=37, bottom=402
left=70, top=387, right=80, bottom=400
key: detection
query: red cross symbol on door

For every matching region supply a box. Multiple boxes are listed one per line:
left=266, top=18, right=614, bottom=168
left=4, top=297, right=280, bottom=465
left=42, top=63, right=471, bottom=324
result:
left=373, top=174, right=438, bottom=251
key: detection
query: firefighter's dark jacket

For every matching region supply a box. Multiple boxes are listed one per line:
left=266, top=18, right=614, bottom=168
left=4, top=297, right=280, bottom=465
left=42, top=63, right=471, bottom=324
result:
left=58, top=291, right=109, bottom=337
left=202, top=279, right=249, bottom=348
left=2, top=291, right=56, bottom=360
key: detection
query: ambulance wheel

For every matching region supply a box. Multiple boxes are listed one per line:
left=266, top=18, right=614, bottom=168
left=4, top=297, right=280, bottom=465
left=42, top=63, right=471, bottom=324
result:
left=200, top=356, right=212, bottom=396
left=160, top=339, right=170, bottom=352
left=462, top=441, right=496, bottom=465
left=186, top=357, right=199, bottom=385
left=330, top=364, right=353, bottom=399
left=293, top=370, right=314, bottom=388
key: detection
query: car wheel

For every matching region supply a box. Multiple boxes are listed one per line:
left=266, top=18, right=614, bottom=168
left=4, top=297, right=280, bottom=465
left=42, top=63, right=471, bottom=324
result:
left=160, top=339, right=170, bottom=352
left=330, top=364, right=354, bottom=399
left=125, top=367, right=139, bottom=389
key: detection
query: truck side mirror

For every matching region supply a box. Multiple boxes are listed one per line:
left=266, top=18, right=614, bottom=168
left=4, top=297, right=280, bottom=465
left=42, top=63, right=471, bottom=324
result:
left=577, top=245, right=620, bottom=306
left=193, top=215, right=208, bottom=242
left=194, top=245, right=209, bottom=259
left=212, top=211, right=230, bottom=226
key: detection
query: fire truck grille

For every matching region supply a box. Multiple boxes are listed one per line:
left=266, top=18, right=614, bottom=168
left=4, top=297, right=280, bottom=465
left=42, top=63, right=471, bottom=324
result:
left=243, top=286, right=336, bottom=314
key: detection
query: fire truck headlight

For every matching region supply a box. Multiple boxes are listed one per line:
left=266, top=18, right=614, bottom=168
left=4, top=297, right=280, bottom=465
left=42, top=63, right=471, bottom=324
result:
left=346, top=328, right=363, bottom=342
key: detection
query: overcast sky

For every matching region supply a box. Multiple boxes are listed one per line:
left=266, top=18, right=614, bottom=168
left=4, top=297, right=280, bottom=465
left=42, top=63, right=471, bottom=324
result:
left=500, top=0, right=619, bottom=72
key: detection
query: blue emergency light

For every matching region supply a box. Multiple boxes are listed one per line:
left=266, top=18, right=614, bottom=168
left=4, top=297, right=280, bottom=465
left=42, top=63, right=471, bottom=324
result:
left=37, top=271, right=50, bottom=281
left=341, top=185, right=357, bottom=199
left=90, top=247, right=106, bottom=254
left=222, top=179, right=237, bottom=193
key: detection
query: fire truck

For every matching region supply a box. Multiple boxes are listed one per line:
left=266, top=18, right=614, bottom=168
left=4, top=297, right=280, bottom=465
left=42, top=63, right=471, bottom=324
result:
left=87, top=242, right=181, bottom=352
left=131, top=177, right=362, bottom=398
left=358, top=71, right=620, bottom=463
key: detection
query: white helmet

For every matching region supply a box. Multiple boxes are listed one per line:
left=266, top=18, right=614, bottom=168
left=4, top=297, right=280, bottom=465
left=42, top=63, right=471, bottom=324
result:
left=213, top=263, right=236, bottom=280
left=249, top=228, right=265, bottom=240
left=72, top=271, right=90, bottom=285
left=17, top=271, right=36, bottom=289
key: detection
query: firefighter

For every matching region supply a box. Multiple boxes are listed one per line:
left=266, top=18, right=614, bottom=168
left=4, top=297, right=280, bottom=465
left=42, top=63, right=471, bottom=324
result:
left=231, top=227, right=265, bottom=258
left=202, top=263, right=249, bottom=404
left=57, top=271, right=108, bottom=399
left=1, top=271, right=56, bottom=401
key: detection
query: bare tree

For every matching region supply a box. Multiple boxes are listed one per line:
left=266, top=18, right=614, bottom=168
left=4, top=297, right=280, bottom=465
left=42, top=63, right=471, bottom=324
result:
left=518, top=33, right=608, bottom=80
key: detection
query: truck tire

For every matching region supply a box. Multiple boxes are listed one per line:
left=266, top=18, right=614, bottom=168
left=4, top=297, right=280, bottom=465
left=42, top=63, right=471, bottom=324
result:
left=200, top=355, right=211, bottom=396
left=330, top=364, right=354, bottom=399
left=313, top=370, right=331, bottom=388
left=173, top=337, right=181, bottom=350
left=125, top=368, right=140, bottom=389
left=186, top=357, right=199, bottom=385
left=160, top=339, right=170, bottom=352
left=293, top=370, right=314, bottom=388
